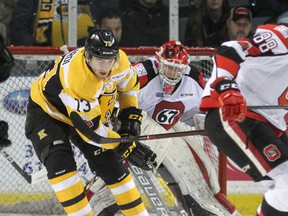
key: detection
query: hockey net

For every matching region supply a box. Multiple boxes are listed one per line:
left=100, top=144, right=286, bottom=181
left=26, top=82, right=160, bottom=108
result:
left=0, top=46, right=231, bottom=215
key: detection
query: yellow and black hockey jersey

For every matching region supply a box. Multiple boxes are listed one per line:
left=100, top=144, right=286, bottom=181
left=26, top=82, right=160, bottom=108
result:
left=30, top=47, right=139, bottom=149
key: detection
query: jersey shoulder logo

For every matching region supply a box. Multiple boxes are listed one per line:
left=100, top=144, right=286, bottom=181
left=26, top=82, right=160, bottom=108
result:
left=134, top=63, right=147, bottom=77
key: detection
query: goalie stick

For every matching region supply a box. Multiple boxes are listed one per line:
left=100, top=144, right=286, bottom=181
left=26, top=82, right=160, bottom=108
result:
left=84, top=162, right=187, bottom=216
left=128, top=163, right=185, bottom=216
left=0, top=147, right=47, bottom=184
left=70, top=111, right=206, bottom=144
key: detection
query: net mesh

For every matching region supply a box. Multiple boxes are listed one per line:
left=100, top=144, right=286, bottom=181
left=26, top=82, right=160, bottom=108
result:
left=0, top=47, right=219, bottom=215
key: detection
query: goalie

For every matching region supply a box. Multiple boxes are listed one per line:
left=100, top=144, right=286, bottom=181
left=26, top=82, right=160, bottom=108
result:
left=135, top=40, right=236, bottom=215
left=91, top=40, right=238, bottom=215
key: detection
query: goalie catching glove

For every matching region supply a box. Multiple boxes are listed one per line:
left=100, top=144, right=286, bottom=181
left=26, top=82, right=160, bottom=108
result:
left=118, top=107, right=142, bottom=137
left=116, top=141, right=157, bottom=170
left=211, top=77, right=247, bottom=122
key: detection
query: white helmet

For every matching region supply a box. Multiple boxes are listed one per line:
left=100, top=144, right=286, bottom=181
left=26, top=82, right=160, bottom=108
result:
left=155, top=40, right=190, bottom=94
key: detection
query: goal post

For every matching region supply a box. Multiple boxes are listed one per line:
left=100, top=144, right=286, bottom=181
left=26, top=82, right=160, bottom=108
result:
left=0, top=46, right=228, bottom=215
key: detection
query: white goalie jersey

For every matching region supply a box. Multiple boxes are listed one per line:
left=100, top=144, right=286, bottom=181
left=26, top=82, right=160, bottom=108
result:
left=134, top=57, right=205, bottom=129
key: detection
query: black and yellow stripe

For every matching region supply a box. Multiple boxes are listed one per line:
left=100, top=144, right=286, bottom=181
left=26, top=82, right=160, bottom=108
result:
left=49, top=171, right=93, bottom=216
left=108, top=174, right=147, bottom=216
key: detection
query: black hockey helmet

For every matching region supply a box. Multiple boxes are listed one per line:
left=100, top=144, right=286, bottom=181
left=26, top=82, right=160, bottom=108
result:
left=85, top=29, right=119, bottom=59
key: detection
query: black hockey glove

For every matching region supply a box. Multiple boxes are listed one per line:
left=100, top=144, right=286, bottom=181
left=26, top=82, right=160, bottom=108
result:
left=117, top=141, right=157, bottom=171
left=0, top=121, right=11, bottom=147
left=118, top=107, right=142, bottom=137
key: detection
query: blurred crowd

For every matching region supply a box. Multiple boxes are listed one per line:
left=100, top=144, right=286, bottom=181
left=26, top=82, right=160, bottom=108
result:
left=0, top=0, right=288, bottom=47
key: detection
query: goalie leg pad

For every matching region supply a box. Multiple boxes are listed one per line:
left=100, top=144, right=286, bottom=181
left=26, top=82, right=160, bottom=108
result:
left=140, top=111, right=174, bottom=166
left=162, top=141, right=230, bottom=215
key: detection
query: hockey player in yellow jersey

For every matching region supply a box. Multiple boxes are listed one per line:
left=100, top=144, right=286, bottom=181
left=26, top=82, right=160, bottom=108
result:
left=25, top=29, right=156, bottom=216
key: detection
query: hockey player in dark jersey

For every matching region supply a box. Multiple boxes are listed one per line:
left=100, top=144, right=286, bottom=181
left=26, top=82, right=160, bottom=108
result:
left=200, top=23, right=288, bottom=216
left=25, top=29, right=156, bottom=216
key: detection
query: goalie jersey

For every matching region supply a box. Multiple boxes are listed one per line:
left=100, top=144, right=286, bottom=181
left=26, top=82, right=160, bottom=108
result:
left=200, top=24, right=288, bottom=131
left=30, top=47, right=139, bottom=149
left=134, top=58, right=205, bottom=130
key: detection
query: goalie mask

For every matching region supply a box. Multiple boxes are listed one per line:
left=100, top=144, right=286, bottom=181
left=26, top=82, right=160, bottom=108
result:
left=85, top=29, right=119, bottom=78
left=155, top=40, right=190, bottom=94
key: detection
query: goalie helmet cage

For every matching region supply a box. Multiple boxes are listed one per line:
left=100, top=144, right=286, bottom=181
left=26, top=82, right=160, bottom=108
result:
left=0, top=46, right=227, bottom=215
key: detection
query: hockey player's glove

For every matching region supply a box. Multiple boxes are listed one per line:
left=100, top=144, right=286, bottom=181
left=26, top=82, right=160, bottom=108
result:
left=117, top=141, right=157, bottom=170
left=118, top=107, right=142, bottom=137
left=211, top=77, right=246, bottom=122
left=0, top=121, right=11, bottom=147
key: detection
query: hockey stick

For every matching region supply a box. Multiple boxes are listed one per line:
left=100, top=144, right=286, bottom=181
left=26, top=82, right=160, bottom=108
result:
left=0, top=148, right=47, bottom=184
left=70, top=111, right=206, bottom=144
left=247, top=105, right=288, bottom=109
left=84, top=163, right=187, bottom=215
left=128, top=163, right=185, bottom=215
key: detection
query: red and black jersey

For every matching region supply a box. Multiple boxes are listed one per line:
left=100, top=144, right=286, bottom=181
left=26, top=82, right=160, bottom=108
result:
left=200, top=24, right=288, bottom=131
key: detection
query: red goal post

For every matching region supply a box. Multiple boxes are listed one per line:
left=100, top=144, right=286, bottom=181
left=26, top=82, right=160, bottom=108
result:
left=0, top=46, right=229, bottom=215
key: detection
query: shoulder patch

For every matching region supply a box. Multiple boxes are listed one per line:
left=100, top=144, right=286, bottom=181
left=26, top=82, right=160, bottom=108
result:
left=134, top=63, right=147, bottom=77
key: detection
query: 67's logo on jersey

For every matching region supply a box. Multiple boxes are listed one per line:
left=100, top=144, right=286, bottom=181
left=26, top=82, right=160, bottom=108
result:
left=152, top=101, right=185, bottom=130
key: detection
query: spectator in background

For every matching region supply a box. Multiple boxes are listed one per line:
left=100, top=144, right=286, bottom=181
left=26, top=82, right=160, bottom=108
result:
left=119, top=0, right=169, bottom=47
left=205, top=6, right=253, bottom=47
left=10, top=0, right=95, bottom=47
left=89, top=0, right=120, bottom=24
left=0, top=0, right=19, bottom=45
left=184, top=0, right=230, bottom=47
left=95, top=8, right=122, bottom=43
